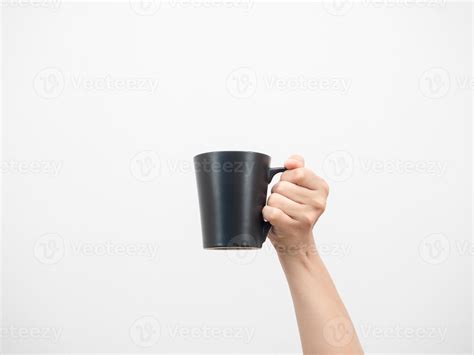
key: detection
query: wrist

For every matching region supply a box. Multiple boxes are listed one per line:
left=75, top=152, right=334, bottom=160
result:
left=274, top=238, right=322, bottom=273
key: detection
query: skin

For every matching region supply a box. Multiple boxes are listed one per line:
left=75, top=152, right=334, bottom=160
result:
left=262, top=155, right=364, bottom=355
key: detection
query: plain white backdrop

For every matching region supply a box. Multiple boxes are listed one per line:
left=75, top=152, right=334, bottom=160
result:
left=1, top=0, right=472, bottom=353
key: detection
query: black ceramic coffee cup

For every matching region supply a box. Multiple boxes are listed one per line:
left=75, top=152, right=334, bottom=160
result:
left=194, top=151, right=286, bottom=249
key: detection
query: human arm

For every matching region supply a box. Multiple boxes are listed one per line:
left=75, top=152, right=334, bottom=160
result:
left=262, top=155, right=363, bottom=355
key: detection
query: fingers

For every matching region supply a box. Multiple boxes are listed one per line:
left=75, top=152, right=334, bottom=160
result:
left=265, top=155, right=328, bottom=233
left=272, top=180, right=327, bottom=213
left=267, top=192, right=306, bottom=219
left=262, top=205, right=295, bottom=229
left=280, top=167, right=329, bottom=193
left=284, top=154, right=305, bottom=170
left=272, top=180, right=317, bottom=205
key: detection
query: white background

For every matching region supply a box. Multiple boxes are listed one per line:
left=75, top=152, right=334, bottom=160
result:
left=1, top=0, right=472, bottom=353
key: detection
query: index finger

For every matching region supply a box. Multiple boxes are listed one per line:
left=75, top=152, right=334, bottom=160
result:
left=280, top=167, right=328, bottom=192
left=285, top=154, right=305, bottom=170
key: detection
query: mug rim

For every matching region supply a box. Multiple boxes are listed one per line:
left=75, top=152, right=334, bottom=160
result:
left=194, top=150, right=270, bottom=160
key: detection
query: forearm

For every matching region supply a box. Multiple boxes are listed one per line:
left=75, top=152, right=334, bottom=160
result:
left=278, top=242, right=363, bottom=355
left=263, top=155, right=362, bottom=354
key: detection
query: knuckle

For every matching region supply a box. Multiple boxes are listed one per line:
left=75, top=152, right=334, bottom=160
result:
left=268, top=193, right=282, bottom=206
left=293, top=168, right=305, bottom=183
left=273, top=181, right=289, bottom=194
left=267, top=207, right=277, bottom=219
left=274, top=209, right=285, bottom=222
left=320, top=179, right=330, bottom=194
left=272, top=182, right=282, bottom=194
left=313, top=196, right=327, bottom=212
left=300, top=212, right=314, bottom=228
left=263, top=206, right=276, bottom=220
left=267, top=194, right=276, bottom=206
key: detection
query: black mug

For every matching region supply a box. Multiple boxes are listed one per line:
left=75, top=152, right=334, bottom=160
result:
left=194, top=151, right=286, bottom=249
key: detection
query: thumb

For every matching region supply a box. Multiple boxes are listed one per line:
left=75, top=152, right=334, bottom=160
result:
left=284, top=154, right=305, bottom=170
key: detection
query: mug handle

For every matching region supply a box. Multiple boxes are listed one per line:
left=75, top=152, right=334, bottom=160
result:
left=262, top=166, right=287, bottom=239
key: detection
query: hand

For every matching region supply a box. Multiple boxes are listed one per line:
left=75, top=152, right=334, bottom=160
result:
left=262, top=155, right=329, bottom=257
